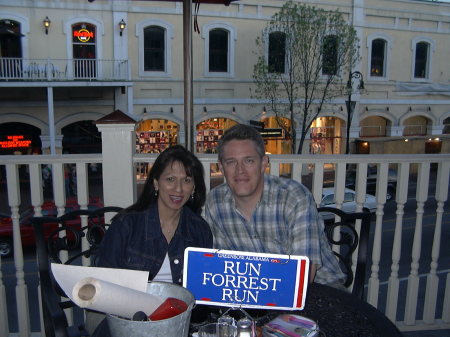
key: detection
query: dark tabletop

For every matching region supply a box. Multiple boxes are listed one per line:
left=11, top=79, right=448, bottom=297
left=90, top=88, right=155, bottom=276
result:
left=92, top=282, right=403, bottom=337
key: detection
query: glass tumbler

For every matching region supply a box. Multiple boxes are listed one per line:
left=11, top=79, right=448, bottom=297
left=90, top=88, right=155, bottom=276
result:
left=198, top=322, right=238, bottom=337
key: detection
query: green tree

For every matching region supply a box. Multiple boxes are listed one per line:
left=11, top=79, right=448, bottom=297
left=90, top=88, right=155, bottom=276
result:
left=252, top=1, right=359, bottom=154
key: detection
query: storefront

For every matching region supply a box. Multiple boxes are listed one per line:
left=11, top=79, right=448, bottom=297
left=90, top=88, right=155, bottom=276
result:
left=196, top=118, right=237, bottom=153
left=260, top=116, right=292, bottom=155
left=135, top=118, right=179, bottom=181
left=310, top=117, right=343, bottom=155
left=136, top=119, right=179, bottom=154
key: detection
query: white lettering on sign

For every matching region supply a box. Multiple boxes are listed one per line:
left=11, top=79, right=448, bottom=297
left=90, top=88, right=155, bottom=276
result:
left=201, top=261, right=282, bottom=304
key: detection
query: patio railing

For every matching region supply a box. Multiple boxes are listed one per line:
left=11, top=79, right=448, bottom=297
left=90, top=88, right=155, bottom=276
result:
left=0, top=120, right=449, bottom=336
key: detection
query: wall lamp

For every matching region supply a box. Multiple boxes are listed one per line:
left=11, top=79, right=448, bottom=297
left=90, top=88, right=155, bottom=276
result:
left=203, top=106, right=207, bottom=113
left=170, top=107, right=173, bottom=113
left=386, top=106, right=389, bottom=111
left=119, top=19, right=126, bottom=36
left=43, top=16, right=51, bottom=35
left=232, top=106, right=236, bottom=113
left=262, top=106, right=266, bottom=114
left=143, top=107, right=147, bottom=114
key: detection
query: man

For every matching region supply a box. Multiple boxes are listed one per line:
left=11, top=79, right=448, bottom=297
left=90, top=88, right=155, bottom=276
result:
left=205, top=124, right=345, bottom=286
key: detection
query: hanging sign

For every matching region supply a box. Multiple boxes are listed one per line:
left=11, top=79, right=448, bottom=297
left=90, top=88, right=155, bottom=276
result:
left=260, top=128, right=284, bottom=139
left=183, top=248, right=310, bottom=310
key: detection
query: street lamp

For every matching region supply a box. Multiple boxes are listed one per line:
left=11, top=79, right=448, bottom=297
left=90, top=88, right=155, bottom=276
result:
left=345, top=70, right=364, bottom=154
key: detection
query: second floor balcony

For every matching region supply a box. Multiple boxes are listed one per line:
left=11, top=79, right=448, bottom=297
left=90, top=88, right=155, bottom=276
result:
left=0, top=57, right=130, bottom=82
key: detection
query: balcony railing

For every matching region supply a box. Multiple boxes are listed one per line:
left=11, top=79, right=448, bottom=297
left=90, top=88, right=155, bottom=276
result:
left=360, top=125, right=387, bottom=137
left=0, top=57, right=130, bottom=82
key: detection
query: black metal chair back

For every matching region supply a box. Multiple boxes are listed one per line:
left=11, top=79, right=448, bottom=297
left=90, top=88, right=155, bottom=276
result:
left=317, top=207, right=372, bottom=299
left=32, top=206, right=123, bottom=337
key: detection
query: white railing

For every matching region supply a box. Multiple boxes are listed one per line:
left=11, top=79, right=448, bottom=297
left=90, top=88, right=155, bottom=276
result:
left=1, top=152, right=449, bottom=336
left=360, top=125, right=387, bottom=137
left=404, top=124, right=428, bottom=136
left=0, top=58, right=129, bottom=81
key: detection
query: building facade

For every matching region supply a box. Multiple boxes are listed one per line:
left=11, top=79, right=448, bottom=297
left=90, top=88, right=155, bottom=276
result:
left=1, top=0, right=450, bottom=157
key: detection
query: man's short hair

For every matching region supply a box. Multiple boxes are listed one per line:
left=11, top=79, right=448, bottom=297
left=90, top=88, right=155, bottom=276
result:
left=217, top=124, right=265, bottom=162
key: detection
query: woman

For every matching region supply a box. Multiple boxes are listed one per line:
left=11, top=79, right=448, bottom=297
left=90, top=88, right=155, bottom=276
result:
left=95, top=145, right=213, bottom=284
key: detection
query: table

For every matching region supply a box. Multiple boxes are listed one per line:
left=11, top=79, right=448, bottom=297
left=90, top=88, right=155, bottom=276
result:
left=92, top=283, right=403, bottom=337
left=298, top=283, right=402, bottom=337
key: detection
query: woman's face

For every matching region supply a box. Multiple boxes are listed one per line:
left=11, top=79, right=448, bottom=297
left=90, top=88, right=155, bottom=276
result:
left=154, top=160, right=194, bottom=213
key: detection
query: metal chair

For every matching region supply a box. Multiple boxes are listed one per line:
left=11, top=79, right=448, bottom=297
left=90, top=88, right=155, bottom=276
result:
left=32, top=206, right=123, bottom=337
left=317, top=207, right=372, bottom=299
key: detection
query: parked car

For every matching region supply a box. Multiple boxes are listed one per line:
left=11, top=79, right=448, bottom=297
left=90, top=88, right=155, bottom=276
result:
left=319, top=187, right=377, bottom=221
left=0, top=197, right=103, bottom=257
left=345, top=165, right=397, bottom=202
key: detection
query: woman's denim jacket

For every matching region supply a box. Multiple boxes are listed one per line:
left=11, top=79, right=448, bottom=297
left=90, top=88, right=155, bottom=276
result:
left=95, top=204, right=213, bottom=284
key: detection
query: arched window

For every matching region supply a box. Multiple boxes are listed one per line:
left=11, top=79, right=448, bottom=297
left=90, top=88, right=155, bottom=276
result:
left=322, top=35, right=338, bottom=76
left=370, top=38, right=386, bottom=77
left=0, top=19, right=22, bottom=58
left=443, top=117, right=450, bottom=134
left=268, top=31, right=286, bottom=73
left=209, top=28, right=228, bottom=72
left=410, top=37, right=434, bottom=81
left=403, top=116, right=428, bottom=136
left=144, top=26, right=165, bottom=72
left=202, top=22, right=236, bottom=77
left=137, top=19, right=173, bottom=77
left=414, top=41, right=429, bottom=79
left=72, top=22, right=96, bottom=78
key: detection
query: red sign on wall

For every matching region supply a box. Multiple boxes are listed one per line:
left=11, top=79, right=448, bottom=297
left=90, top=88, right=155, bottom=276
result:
left=0, top=135, right=32, bottom=149
left=73, top=28, right=94, bottom=42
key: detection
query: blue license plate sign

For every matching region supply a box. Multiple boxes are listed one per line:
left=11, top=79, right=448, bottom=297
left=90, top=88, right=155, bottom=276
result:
left=182, top=248, right=310, bottom=310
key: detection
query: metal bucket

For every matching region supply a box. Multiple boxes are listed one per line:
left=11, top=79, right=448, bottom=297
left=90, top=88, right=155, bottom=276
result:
left=106, top=282, right=195, bottom=337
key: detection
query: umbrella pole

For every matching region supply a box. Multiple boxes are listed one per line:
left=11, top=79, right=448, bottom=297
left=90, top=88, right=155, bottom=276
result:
left=183, top=0, right=194, bottom=152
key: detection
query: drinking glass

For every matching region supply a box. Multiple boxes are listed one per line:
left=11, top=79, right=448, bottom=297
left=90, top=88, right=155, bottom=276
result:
left=198, top=322, right=238, bottom=337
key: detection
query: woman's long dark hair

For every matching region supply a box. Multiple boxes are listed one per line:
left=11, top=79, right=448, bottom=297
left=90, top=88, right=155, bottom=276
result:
left=125, top=145, right=206, bottom=214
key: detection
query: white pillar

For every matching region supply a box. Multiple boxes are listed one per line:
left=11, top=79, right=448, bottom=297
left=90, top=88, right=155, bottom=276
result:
left=47, top=87, right=56, bottom=155
left=40, top=135, right=63, bottom=154
left=349, top=126, right=361, bottom=138
left=430, top=125, right=443, bottom=135
left=96, top=110, right=137, bottom=208
left=386, top=126, right=405, bottom=137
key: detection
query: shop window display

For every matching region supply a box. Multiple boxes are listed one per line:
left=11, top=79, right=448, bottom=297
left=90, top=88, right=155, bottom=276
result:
left=135, top=119, right=178, bottom=180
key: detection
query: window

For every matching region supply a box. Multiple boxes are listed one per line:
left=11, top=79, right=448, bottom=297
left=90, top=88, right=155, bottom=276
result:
left=322, top=35, right=338, bottom=75
left=414, top=42, right=429, bottom=79
left=144, top=26, right=165, bottom=72
left=72, top=23, right=96, bottom=78
left=209, top=29, right=228, bottom=72
left=370, top=39, right=386, bottom=77
left=202, top=22, right=236, bottom=77
left=343, top=192, right=355, bottom=203
left=137, top=19, right=173, bottom=77
left=268, top=31, right=286, bottom=73
left=411, top=37, right=434, bottom=81
left=0, top=19, right=22, bottom=58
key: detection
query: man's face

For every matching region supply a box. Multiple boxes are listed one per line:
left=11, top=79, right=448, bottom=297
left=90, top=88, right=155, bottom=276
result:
left=219, top=139, right=268, bottom=200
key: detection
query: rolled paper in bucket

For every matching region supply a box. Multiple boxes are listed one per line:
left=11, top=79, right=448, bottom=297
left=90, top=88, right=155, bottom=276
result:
left=107, top=282, right=195, bottom=337
left=72, top=277, right=164, bottom=319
